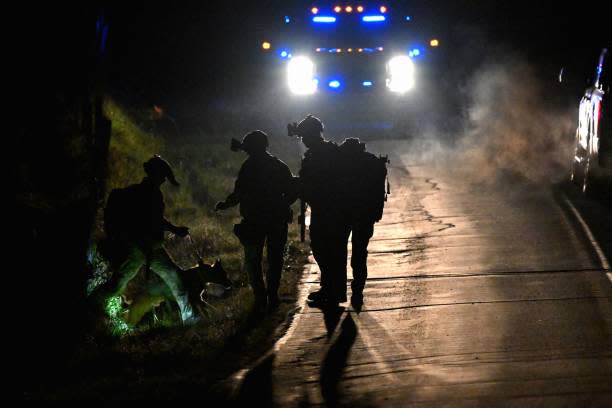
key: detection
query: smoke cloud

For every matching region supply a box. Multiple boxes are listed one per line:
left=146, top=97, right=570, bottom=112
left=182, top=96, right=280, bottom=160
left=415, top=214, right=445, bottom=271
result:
left=452, top=55, right=576, bottom=185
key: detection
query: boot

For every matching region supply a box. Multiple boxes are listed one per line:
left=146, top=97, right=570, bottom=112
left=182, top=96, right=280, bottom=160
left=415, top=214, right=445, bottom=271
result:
left=308, top=289, right=327, bottom=301
left=176, top=293, right=200, bottom=325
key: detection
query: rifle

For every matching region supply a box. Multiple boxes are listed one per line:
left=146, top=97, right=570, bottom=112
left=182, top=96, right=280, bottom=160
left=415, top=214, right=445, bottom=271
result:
left=380, top=154, right=391, bottom=201
left=298, top=199, right=306, bottom=242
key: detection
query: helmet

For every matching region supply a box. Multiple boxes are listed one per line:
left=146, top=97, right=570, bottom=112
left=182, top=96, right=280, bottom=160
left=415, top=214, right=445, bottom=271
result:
left=143, top=155, right=179, bottom=186
left=241, top=130, right=269, bottom=153
left=296, top=115, right=323, bottom=138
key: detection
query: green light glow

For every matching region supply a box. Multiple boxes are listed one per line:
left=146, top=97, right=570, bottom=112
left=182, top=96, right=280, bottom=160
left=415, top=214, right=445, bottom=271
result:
left=105, top=296, right=132, bottom=335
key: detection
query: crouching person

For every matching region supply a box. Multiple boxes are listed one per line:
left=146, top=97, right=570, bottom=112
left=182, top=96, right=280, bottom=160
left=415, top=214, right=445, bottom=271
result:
left=216, top=131, right=297, bottom=312
left=93, top=155, right=199, bottom=324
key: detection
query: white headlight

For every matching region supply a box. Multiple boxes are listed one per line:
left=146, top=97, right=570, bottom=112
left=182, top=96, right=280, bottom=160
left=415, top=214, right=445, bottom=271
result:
left=386, top=56, right=415, bottom=93
left=287, top=56, right=318, bottom=95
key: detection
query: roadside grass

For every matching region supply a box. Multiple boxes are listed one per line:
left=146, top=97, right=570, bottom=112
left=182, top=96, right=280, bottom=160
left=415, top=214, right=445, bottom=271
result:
left=52, top=97, right=309, bottom=400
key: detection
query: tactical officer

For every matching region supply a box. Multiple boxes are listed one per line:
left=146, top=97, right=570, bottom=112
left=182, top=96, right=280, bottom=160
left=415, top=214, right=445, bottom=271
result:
left=338, top=138, right=388, bottom=309
left=94, top=155, right=198, bottom=324
left=215, top=131, right=297, bottom=311
left=290, top=115, right=351, bottom=307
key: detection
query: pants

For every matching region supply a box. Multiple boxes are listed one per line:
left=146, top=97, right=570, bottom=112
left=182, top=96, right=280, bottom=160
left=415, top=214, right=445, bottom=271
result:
left=236, top=221, right=288, bottom=305
left=95, top=244, right=193, bottom=322
left=309, top=213, right=351, bottom=302
left=350, top=222, right=374, bottom=294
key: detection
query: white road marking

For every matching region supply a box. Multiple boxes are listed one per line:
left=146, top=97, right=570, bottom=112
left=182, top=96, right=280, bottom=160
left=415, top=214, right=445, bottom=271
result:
left=563, top=195, right=611, bottom=282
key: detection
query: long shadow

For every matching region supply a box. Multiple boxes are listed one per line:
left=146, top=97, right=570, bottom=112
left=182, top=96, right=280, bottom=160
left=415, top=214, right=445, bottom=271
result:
left=320, top=313, right=358, bottom=407
left=234, top=353, right=276, bottom=407
left=321, top=305, right=346, bottom=338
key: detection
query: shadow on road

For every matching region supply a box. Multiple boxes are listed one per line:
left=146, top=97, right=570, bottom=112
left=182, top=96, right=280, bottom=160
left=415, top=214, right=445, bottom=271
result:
left=322, top=305, right=346, bottom=338
left=234, top=353, right=276, bottom=407
left=320, top=313, right=358, bottom=407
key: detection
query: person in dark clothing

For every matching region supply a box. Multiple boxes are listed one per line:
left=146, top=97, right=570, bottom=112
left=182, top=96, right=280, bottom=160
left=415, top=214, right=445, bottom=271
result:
left=215, top=131, right=297, bottom=311
left=290, top=115, right=351, bottom=307
left=93, top=155, right=197, bottom=324
left=338, top=138, right=388, bottom=309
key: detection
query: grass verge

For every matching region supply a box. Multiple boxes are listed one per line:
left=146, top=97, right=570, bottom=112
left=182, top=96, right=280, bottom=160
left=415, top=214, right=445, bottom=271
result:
left=25, top=97, right=309, bottom=402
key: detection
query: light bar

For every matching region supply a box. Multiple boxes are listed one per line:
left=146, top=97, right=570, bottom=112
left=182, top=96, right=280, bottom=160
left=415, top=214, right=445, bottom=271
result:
left=362, top=15, right=386, bottom=22
left=315, top=46, right=383, bottom=53
left=313, top=16, right=337, bottom=23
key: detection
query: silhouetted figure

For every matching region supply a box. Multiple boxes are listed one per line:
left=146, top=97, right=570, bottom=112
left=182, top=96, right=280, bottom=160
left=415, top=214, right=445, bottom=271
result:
left=338, top=138, right=388, bottom=309
left=216, top=131, right=297, bottom=311
left=289, top=115, right=351, bottom=307
left=93, top=155, right=198, bottom=324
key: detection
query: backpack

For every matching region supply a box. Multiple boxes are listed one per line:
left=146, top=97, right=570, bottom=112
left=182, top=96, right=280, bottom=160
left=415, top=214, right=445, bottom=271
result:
left=339, top=138, right=390, bottom=222
left=103, top=186, right=140, bottom=241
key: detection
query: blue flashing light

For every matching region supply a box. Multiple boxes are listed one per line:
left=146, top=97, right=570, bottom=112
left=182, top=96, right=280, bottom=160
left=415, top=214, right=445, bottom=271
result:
left=328, top=80, right=341, bottom=89
left=284, top=16, right=290, bottom=24
left=362, top=81, right=373, bottom=87
left=279, top=49, right=292, bottom=59
left=409, top=47, right=423, bottom=58
left=362, top=15, right=386, bottom=22
left=405, top=16, right=411, bottom=21
left=313, top=16, right=337, bottom=23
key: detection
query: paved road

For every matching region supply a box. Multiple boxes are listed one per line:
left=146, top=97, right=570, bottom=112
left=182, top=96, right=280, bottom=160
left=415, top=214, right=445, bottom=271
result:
left=233, top=147, right=612, bottom=407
